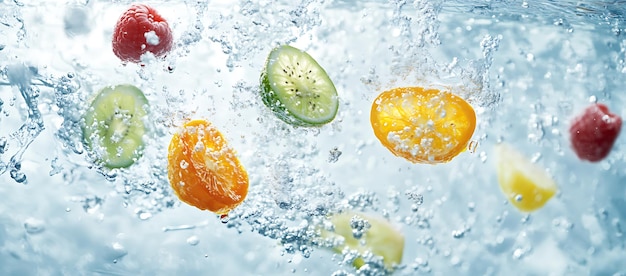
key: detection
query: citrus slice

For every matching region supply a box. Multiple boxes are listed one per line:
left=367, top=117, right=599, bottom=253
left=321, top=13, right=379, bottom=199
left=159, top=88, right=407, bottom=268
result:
left=494, top=143, right=557, bottom=212
left=370, top=87, right=476, bottom=164
left=260, top=45, right=339, bottom=127
left=320, top=212, right=404, bottom=271
left=167, top=119, right=249, bottom=215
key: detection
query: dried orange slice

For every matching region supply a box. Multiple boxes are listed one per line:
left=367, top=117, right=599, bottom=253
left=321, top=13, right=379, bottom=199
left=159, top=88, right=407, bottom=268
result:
left=370, top=87, right=476, bottom=164
left=167, top=119, right=248, bottom=215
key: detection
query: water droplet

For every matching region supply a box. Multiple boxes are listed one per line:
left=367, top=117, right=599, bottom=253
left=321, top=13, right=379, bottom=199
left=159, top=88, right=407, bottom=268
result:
left=10, top=169, right=27, bottom=184
left=186, top=235, right=200, bottom=246
left=467, top=140, right=478, bottom=153
left=512, top=248, right=527, bottom=259
left=0, top=137, right=6, bottom=154
left=104, top=169, right=117, bottom=182
left=136, top=210, right=152, bottom=220
left=530, top=152, right=542, bottom=163
left=220, top=214, right=229, bottom=224
left=479, top=151, right=488, bottom=163
left=468, top=202, right=476, bottom=211
left=452, top=229, right=465, bottom=239
left=515, top=194, right=523, bottom=202
left=49, top=157, right=63, bottom=176
left=82, top=196, right=103, bottom=213
left=109, top=242, right=128, bottom=262
left=180, top=160, right=189, bottom=169
left=328, top=147, right=342, bottom=163
left=24, top=218, right=45, bottom=234
left=589, top=95, right=597, bottom=103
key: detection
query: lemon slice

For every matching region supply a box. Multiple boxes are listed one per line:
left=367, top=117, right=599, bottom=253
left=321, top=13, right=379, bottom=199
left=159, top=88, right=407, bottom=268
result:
left=494, top=143, right=557, bottom=212
left=321, top=212, right=404, bottom=270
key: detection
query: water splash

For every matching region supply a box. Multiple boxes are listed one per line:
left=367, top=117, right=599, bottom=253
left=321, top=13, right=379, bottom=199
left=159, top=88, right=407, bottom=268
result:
left=0, top=64, right=44, bottom=184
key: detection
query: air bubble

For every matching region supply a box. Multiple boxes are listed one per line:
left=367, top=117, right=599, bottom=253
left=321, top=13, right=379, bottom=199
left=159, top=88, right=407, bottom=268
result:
left=589, top=95, right=597, bottom=103
left=136, top=210, right=152, bottom=220
left=180, top=160, right=189, bottom=169
left=10, top=169, right=27, bottom=184
left=24, top=218, right=45, bottom=234
left=328, top=147, right=342, bottom=163
left=220, top=214, right=229, bottom=224
left=468, top=140, right=478, bottom=153
left=187, top=235, right=200, bottom=246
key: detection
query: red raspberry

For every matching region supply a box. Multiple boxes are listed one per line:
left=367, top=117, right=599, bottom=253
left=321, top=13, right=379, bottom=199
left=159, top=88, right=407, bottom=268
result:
left=569, top=103, right=622, bottom=162
left=112, top=4, right=173, bottom=63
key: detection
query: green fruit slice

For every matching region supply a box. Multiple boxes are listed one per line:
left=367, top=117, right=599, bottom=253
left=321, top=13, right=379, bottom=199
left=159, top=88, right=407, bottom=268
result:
left=260, top=45, right=339, bottom=127
left=83, top=84, right=149, bottom=169
left=320, top=212, right=404, bottom=271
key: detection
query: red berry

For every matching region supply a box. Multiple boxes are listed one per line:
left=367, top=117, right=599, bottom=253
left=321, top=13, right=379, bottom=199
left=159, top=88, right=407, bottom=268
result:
left=569, top=103, right=622, bottom=162
left=112, top=4, right=173, bottom=63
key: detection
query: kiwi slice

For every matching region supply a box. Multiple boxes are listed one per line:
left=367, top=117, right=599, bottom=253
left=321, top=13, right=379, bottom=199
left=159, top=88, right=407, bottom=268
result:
left=83, top=84, right=149, bottom=169
left=260, top=45, right=339, bottom=127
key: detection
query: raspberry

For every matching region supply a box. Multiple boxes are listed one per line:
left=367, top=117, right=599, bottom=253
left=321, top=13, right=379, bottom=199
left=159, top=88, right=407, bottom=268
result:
left=569, top=103, right=622, bottom=162
left=112, top=4, right=173, bottom=63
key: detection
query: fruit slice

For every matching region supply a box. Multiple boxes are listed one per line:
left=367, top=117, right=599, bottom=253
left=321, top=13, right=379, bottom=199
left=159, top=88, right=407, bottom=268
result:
left=370, top=87, right=476, bottom=164
left=167, top=119, right=248, bottom=215
left=494, top=143, right=557, bottom=212
left=569, top=103, right=622, bottom=162
left=112, top=3, right=174, bottom=63
left=83, top=84, right=149, bottom=169
left=260, top=45, right=339, bottom=127
left=321, top=212, right=404, bottom=271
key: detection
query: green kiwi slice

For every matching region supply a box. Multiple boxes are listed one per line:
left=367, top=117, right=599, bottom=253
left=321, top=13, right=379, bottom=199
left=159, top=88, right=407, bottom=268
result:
left=260, top=45, right=339, bottom=127
left=83, top=84, right=148, bottom=169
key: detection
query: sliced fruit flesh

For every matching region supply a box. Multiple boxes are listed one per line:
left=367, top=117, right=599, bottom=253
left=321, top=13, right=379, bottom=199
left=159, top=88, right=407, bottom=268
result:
left=264, top=45, right=338, bottom=125
left=495, top=143, right=557, bottom=212
left=167, top=119, right=249, bottom=215
left=370, top=87, right=476, bottom=164
left=83, top=85, right=148, bottom=168
left=321, top=212, right=404, bottom=270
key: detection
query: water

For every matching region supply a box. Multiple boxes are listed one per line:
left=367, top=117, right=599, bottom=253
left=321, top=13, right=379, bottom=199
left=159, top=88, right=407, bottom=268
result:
left=1, top=0, right=626, bottom=275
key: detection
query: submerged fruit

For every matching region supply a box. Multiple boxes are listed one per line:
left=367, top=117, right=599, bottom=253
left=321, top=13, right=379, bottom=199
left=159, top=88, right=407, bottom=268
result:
left=321, top=212, right=404, bottom=271
left=83, top=84, right=149, bottom=169
left=495, top=143, right=557, bottom=212
left=569, top=103, right=622, bottom=162
left=260, top=45, right=339, bottom=127
left=370, top=87, right=476, bottom=164
left=112, top=3, right=174, bottom=63
left=167, top=119, right=248, bottom=215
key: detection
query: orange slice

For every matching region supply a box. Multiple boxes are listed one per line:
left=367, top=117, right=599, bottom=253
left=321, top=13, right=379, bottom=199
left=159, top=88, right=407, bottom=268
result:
left=370, top=87, right=476, bottom=164
left=167, top=119, right=249, bottom=215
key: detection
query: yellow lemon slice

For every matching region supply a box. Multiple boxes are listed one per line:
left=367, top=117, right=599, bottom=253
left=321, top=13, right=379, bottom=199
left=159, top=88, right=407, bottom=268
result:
left=495, top=143, right=557, bottom=212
